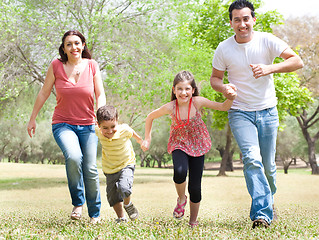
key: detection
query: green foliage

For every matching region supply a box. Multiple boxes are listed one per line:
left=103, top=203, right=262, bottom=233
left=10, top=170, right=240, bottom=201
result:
left=275, top=72, right=313, bottom=122
left=0, top=0, right=314, bottom=165
left=187, top=0, right=284, bottom=50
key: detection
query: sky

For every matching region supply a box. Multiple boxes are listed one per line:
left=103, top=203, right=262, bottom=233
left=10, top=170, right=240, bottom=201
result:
left=259, top=0, right=319, bottom=18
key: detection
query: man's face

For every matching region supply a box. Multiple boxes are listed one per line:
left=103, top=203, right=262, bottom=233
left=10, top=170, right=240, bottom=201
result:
left=230, top=7, right=256, bottom=43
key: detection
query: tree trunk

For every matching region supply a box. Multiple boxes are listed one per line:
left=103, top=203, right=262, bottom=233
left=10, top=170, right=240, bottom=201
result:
left=307, top=141, right=319, bottom=174
left=283, top=158, right=293, bottom=174
left=217, top=124, right=232, bottom=176
left=226, top=149, right=234, bottom=171
left=296, top=108, right=319, bottom=175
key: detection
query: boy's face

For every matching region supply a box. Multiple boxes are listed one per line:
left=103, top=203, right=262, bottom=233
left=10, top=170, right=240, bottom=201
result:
left=98, top=119, right=118, bottom=139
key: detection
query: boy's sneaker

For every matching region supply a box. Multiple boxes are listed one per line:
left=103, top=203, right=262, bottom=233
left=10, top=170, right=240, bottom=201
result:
left=124, top=203, right=139, bottom=220
left=115, top=217, right=127, bottom=223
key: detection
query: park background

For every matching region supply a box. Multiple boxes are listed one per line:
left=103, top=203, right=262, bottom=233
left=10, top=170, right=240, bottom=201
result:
left=0, top=0, right=318, bottom=239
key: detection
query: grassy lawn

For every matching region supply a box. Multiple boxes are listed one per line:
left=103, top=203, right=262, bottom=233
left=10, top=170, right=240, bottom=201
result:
left=0, top=162, right=319, bottom=239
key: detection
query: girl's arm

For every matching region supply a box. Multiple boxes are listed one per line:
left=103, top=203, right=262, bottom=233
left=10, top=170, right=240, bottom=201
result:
left=194, top=95, right=236, bottom=112
left=93, top=63, right=106, bottom=109
left=141, top=102, right=172, bottom=151
left=27, top=63, right=55, bottom=138
left=132, top=129, right=143, bottom=146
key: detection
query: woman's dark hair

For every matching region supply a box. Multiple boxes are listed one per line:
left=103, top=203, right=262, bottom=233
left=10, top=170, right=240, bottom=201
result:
left=171, top=71, right=199, bottom=101
left=229, top=0, right=255, bottom=20
left=58, top=30, right=91, bottom=63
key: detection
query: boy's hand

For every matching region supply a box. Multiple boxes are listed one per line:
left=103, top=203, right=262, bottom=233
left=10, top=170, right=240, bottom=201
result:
left=141, top=140, right=150, bottom=152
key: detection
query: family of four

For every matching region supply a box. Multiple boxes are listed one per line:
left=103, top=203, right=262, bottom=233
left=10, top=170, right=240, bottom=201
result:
left=27, top=0, right=303, bottom=229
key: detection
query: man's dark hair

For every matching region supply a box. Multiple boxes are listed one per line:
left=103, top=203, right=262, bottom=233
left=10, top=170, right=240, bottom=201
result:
left=229, top=0, right=255, bottom=20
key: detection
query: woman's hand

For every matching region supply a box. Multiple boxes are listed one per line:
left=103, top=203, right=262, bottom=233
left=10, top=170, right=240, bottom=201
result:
left=27, top=120, right=36, bottom=138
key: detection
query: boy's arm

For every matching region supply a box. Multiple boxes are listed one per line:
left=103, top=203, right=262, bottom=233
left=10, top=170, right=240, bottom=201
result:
left=132, top=129, right=143, bottom=145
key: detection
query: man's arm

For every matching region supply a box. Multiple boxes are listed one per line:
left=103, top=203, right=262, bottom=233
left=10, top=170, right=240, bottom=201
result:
left=210, top=67, right=237, bottom=100
left=250, top=47, right=304, bottom=79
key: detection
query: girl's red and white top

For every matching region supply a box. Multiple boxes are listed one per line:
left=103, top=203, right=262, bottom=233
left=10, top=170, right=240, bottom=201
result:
left=167, top=100, right=212, bottom=157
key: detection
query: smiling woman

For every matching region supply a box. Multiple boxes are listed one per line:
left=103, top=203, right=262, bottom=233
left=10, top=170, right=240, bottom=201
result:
left=26, top=30, right=106, bottom=224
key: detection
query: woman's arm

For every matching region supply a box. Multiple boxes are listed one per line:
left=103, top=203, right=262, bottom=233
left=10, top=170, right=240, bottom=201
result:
left=93, top=63, right=106, bottom=109
left=27, top=63, right=55, bottom=138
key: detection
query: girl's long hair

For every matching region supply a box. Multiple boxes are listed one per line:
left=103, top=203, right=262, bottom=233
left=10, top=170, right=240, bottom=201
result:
left=58, top=30, right=92, bottom=63
left=171, top=71, right=199, bottom=101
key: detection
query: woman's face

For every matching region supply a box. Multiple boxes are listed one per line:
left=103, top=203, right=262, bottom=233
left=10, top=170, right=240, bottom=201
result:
left=63, top=35, right=85, bottom=61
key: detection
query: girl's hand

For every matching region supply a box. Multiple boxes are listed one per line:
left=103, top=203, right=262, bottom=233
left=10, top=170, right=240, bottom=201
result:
left=141, top=140, right=150, bottom=152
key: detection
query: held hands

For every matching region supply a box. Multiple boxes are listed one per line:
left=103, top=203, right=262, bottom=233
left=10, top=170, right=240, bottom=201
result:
left=223, top=84, right=237, bottom=100
left=250, top=64, right=272, bottom=79
left=141, top=140, right=150, bottom=152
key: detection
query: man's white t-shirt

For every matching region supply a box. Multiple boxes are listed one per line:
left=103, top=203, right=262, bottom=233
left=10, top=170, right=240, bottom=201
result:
left=212, top=31, right=288, bottom=111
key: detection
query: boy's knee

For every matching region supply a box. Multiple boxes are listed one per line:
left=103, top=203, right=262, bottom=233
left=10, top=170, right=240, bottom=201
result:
left=116, top=181, right=132, bottom=199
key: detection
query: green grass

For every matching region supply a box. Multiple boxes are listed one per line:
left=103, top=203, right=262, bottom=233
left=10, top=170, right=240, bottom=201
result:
left=0, top=163, right=319, bottom=239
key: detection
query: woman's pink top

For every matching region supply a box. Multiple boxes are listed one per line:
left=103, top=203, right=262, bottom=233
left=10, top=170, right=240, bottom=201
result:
left=51, top=58, right=97, bottom=125
left=167, top=100, right=212, bottom=157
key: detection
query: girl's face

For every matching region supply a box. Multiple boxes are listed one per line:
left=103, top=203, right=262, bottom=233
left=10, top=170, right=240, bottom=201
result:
left=98, top=119, right=118, bottom=139
left=63, top=35, right=85, bottom=61
left=173, top=81, right=195, bottom=104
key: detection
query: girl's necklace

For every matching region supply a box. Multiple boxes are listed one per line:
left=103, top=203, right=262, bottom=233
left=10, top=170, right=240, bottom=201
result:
left=174, top=97, right=192, bottom=130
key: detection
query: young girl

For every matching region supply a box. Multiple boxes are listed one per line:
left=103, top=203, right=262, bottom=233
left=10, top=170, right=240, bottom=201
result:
left=141, top=70, right=236, bottom=227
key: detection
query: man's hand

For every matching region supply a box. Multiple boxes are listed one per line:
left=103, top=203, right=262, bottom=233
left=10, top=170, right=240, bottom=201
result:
left=250, top=64, right=272, bottom=79
left=223, top=83, right=237, bottom=100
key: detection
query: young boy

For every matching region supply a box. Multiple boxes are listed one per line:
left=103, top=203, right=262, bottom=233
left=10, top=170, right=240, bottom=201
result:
left=96, top=105, right=143, bottom=222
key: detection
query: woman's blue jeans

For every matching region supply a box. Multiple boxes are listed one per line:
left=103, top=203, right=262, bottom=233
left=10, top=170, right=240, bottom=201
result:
left=228, top=106, right=279, bottom=224
left=52, top=123, right=101, bottom=218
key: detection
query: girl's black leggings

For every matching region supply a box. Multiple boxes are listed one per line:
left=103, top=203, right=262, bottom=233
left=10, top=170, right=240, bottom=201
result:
left=172, top=149, right=205, bottom=203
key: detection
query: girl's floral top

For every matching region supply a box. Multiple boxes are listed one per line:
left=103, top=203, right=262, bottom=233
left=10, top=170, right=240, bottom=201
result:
left=167, top=100, right=212, bottom=157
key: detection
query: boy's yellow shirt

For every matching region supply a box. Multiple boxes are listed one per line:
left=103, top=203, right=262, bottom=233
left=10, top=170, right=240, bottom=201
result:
left=95, top=124, right=136, bottom=174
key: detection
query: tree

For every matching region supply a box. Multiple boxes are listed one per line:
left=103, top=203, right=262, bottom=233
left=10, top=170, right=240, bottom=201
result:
left=273, top=16, right=319, bottom=174
left=0, top=0, right=183, bottom=162
left=0, top=0, right=217, bottom=164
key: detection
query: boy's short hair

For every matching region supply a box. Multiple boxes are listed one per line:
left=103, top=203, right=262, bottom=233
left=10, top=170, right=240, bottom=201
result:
left=96, top=105, right=118, bottom=124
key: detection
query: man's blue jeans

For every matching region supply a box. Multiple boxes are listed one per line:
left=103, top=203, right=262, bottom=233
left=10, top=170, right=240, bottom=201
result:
left=52, top=123, right=101, bottom=218
left=228, top=106, right=279, bottom=224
